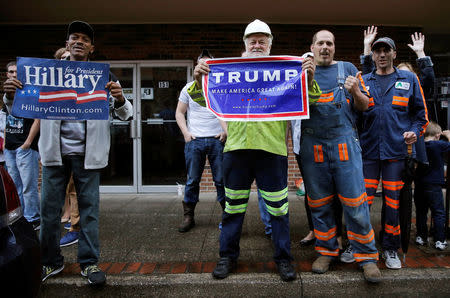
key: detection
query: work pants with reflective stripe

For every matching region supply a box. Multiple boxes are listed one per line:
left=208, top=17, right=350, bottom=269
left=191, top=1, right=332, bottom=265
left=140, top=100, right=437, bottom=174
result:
left=301, top=134, right=379, bottom=265
left=363, top=159, right=404, bottom=251
left=220, top=150, right=292, bottom=263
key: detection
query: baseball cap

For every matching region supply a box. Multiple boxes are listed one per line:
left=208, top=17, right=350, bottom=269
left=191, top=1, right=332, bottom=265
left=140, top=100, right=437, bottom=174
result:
left=371, top=37, right=396, bottom=51
left=67, top=21, right=94, bottom=42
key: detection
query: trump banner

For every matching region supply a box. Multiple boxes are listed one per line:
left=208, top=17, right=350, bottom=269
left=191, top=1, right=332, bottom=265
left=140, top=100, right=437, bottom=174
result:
left=12, top=57, right=110, bottom=120
left=202, top=56, right=309, bottom=121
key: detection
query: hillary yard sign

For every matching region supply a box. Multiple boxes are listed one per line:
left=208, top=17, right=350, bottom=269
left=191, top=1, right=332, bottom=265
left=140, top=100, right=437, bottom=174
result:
left=202, top=56, right=309, bottom=121
left=12, top=57, right=110, bottom=120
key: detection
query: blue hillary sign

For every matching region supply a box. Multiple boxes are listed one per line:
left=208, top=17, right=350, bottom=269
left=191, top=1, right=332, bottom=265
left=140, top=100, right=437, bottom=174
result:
left=12, top=57, right=110, bottom=120
left=202, top=56, right=309, bottom=121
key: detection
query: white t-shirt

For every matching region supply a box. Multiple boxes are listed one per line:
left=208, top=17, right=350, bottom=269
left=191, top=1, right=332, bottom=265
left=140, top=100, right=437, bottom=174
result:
left=179, top=81, right=223, bottom=137
left=291, top=119, right=301, bottom=155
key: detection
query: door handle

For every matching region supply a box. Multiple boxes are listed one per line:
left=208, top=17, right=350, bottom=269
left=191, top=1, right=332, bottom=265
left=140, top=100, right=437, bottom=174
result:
left=146, top=118, right=164, bottom=125
left=130, top=119, right=137, bottom=138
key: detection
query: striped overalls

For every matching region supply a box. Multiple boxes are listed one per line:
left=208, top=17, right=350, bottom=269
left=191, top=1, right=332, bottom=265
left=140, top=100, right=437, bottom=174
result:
left=219, top=149, right=292, bottom=264
left=300, top=62, right=378, bottom=265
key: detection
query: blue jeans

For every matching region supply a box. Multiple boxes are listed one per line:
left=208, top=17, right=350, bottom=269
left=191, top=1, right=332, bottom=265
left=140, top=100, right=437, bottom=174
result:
left=40, top=156, right=100, bottom=267
left=257, top=190, right=272, bottom=235
left=4, top=148, right=40, bottom=222
left=184, top=137, right=224, bottom=204
left=414, top=184, right=446, bottom=242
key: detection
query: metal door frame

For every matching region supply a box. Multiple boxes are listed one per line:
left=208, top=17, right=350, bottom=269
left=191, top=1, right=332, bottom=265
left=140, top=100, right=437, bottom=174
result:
left=100, top=60, right=193, bottom=193
left=137, top=60, right=193, bottom=192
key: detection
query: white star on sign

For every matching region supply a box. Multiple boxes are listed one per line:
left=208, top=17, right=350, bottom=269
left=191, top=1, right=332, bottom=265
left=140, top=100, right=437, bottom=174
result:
left=21, top=91, right=25, bottom=94
left=33, top=90, right=37, bottom=94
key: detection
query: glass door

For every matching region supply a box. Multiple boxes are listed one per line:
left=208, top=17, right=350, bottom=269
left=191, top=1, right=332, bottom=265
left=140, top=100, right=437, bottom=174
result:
left=100, top=60, right=193, bottom=193
left=138, top=61, right=193, bottom=192
left=100, top=64, right=138, bottom=192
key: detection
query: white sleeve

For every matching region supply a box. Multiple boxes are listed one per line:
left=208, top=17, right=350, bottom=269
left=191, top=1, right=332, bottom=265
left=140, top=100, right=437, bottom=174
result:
left=178, top=83, right=193, bottom=104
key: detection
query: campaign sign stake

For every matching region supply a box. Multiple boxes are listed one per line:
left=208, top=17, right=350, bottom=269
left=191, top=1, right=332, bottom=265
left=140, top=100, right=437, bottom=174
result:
left=202, top=56, right=309, bottom=121
left=12, top=57, right=110, bottom=120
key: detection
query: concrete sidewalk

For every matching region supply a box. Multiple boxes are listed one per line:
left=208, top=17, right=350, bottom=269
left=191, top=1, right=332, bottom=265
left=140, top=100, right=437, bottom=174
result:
left=40, top=192, right=450, bottom=297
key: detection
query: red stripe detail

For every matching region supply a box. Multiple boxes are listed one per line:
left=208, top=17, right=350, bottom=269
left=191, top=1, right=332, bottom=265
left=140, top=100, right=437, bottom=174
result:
left=39, top=89, right=77, bottom=95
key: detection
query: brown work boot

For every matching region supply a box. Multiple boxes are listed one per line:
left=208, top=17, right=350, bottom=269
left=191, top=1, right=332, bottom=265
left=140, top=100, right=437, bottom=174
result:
left=362, top=263, right=382, bottom=283
left=178, top=201, right=196, bottom=233
left=312, top=256, right=332, bottom=274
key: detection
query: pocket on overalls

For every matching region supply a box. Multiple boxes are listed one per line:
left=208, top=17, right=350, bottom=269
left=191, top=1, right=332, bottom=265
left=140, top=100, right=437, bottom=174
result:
left=313, top=145, right=324, bottom=163
left=338, top=143, right=349, bottom=162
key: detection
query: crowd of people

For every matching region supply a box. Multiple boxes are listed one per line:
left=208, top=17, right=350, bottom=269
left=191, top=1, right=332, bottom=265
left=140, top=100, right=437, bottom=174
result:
left=1, top=19, right=445, bottom=287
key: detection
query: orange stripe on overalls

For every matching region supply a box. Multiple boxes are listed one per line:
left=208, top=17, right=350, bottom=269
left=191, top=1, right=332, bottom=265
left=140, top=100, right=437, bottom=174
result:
left=307, top=194, right=334, bottom=208
left=318, top=92, right=334, bottom=103
left=382, top=180, right=404, bottom=191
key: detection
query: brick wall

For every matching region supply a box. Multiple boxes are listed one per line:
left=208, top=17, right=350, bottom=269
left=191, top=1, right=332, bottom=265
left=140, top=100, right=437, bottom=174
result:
left=1, top=23, right=448, bottom=193
left=0, top=23, right=436, bottom=81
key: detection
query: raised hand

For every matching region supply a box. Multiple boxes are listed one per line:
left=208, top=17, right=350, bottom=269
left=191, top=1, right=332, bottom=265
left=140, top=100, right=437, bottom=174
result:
left=407, top=32, right=426, bottom=58
left=363, top=26, right=378, bottom=55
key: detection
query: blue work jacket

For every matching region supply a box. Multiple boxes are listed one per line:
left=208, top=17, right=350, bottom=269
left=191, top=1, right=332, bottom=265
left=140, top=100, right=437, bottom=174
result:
left=359, top=67, right=429, bottom=160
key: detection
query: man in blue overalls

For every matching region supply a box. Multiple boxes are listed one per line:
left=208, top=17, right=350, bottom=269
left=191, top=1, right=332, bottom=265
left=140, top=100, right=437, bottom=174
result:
left=359, top=37, right=428, bottom=269
left=301, top=30, right=381, bottom=283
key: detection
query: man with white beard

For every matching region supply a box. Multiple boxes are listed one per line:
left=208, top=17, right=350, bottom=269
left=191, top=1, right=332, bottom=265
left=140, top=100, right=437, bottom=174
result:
left=191, top=19, right=321, bottom=281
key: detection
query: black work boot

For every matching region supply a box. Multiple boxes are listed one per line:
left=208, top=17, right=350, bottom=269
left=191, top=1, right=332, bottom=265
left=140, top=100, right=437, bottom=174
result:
left=178, top=201, right=196, bottom=233
left=277, top=260, right=297, bottom=281
left=212, top=257, right=236, bottom=279
left=219, top=200, right=226, bottom=212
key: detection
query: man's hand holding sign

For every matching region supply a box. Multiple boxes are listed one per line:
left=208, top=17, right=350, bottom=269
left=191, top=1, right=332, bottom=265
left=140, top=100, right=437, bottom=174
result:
left=10, top=57, right=118, bottom=120
left=193, top=55, right=319, bottom=121
left=3, top=76, right=23, bottom=101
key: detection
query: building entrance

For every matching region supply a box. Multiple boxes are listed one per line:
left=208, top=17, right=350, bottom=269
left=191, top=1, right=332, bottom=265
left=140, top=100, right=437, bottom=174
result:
left=99, top=61, right=193, bottom=193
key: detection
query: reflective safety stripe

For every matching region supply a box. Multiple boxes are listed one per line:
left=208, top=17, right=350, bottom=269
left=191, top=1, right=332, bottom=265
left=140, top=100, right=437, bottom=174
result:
left=366, top=195, right=374, bottom=205
left=259, top=187, right=288, bottom=202
left=266, top=202, right=289, bottom=216
left=368, top=97, right=374, bottom=107
left=382, top=180, right=404, bottom=191
left=315, top=246, right=339, bottom=256
left=359, top=75, right=370, bottom=97
left=314, top=227, right=337, bottom=241
left=348, top=229, right=375, bottom=244
left=338, top=143, right=349, bottom=161
left=385, top=195, right=399, bottom=210
left=346, top=98, right=350, bottom=105
left=317, top=92, right=334, bottom=102
left=313, top=145, right=324, bottom=163
left=385, top=224, right=401, bottom=236
left=364, top=178, right=379, bottom=189
left=225, top=188, right=250, bottom=200
left=354, top=253, right=379, bottom=261
left=416, top=74, right=429, bottom=136
left=338, top=192, right=367, bottom=207
left=392, top=96, right=409, bottom=107
left=225, top=202, right=248, bottom=214
left=308, top=194, right=334, bottom=208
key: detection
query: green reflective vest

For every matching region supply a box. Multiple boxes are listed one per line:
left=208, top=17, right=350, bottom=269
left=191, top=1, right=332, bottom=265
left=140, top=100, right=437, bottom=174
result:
left=188, top=80, right=321, bottom=156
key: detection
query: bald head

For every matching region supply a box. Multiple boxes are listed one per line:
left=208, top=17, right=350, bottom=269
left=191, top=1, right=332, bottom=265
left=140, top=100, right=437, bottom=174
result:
left=310, top=30, right=336, bottom=66
left=312, top=30, right=335, bottom=45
